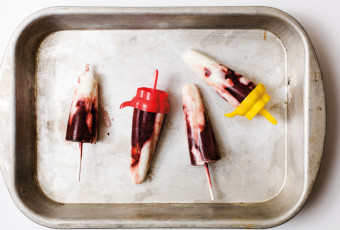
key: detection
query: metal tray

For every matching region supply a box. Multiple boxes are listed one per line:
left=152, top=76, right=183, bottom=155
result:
left=0, top=6, right=326, bottom=228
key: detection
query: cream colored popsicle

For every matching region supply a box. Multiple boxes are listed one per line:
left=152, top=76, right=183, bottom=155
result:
left=183, top=49, right=256, bottom=108
left=66, top=64, right=98, bottom=181
left=120, top=70, right=170, bottom=184
left=130, top=109, right=164, bottom=184
left=182, top=83, right=221, bottom=200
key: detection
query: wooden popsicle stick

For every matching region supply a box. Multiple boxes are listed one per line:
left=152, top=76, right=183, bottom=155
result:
left=204, top=163, right=214, bottom=200
left=78, top=142, right=83, bottom=182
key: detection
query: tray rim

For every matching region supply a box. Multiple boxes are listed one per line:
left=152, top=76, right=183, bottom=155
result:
left=0, top=6, right=326, bottom=229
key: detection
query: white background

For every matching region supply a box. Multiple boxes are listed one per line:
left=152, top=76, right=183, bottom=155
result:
left=0, top=0, right=338, bottom=229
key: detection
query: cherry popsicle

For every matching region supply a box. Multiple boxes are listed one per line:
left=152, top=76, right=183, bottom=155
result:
left=182, top=83, right=221, bottom=200
left=65, top=64, right=98, bottom=181
left=183, top=49, right=277, bottom=125
left=120, top=70, right=170, bottom=184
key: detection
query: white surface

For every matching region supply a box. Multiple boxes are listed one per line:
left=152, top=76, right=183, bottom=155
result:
left=0, top=0, right=338, bottom=229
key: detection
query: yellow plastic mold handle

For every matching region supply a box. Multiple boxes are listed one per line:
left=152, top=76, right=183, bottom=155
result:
left=259, top=108, right=277, bottom=125
left=224, top=83, right=277, bottom=125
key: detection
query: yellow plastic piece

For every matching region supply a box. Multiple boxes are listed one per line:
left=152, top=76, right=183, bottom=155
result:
left=225, top=83, right=277, bottom=125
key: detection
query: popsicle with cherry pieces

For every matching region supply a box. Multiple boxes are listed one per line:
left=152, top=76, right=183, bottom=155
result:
left=120, top=70, right=170, bottom=184
left=66, top=64, right=98, bottom=181
left=182, top=83, right=221, bottom=200
left=183, top=49, right=277, bottom=125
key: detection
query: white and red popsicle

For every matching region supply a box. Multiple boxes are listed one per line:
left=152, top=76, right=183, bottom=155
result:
left=183, top=49, right=256, bottom=108
left=66, top=64, right=98, bottom=181
left=182, top=83, right=221, bottom=200
left=120, top=70, right=170, bottom=184
left=183, top=49, right=277, bottom=125
left=129, top=109, right=164, bottom=184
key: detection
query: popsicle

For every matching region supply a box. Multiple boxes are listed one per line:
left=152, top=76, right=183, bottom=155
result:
left=182, top=83, right=221, bottom=200
left=120, top=70, right=170, bottom=184
left=183, top=49, right=277, bottom=125
left=66, top=64, right=98, bottom=181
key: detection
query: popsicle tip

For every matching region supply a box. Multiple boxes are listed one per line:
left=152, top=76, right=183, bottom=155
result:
left=183, top=48, right=198, bottom=56
left=85, top=64, right=90, bottom=72
left=259, top=108, right=277, bottom=125
left=182, top=49, right=196, bottom=62
left=132, top=179, right=142, bottom=184
left=130, top=170, right=143, bottom=184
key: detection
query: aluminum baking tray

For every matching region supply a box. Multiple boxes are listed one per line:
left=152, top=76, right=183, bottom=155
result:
left=0, top=6, right=326, bottom=228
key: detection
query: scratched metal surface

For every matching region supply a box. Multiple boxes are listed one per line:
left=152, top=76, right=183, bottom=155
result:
left=0, top=7, right=325, bottom=228
left=36, top=29, right=286, bottom=203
